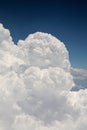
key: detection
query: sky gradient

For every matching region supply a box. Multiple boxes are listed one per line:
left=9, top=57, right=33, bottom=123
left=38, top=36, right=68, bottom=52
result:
left=0, top=0, right=87, bottom=69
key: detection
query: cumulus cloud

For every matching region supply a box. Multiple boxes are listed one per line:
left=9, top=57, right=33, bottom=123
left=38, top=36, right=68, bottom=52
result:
left=0, top=23, right=87, bottom=130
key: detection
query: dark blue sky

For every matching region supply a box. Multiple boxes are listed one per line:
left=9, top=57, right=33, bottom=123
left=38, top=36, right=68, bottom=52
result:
left=0, top=0, right=87, bottom=69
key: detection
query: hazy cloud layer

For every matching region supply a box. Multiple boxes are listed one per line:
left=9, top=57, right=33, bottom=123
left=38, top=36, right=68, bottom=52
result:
left=71, top=68, right=87, bottom=90
left=0, top=23, right=87, bottom=130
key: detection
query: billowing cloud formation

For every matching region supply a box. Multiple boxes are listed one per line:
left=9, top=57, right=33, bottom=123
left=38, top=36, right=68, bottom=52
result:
left=0, top=23, right=87, bottom=130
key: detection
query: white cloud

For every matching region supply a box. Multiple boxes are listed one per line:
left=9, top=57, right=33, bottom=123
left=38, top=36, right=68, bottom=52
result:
left=71, top=68, right=87, bottom=90
left=71, top=68, right=87, bottom=80
left=0, top=24, right=13, bottom=44
left=0, top=23, right=87, bottom=130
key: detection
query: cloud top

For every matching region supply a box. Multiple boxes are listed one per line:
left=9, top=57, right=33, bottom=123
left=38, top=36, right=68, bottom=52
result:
left=18, top=32, right=70, bottom=70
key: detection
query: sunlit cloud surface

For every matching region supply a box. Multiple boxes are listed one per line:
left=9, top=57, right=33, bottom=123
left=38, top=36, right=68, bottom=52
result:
left=0, top=24, right=87, bottom=130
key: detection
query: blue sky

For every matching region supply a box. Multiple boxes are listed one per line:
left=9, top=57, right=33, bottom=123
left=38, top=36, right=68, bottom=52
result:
left=0, top=0, right=87, bottom=69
